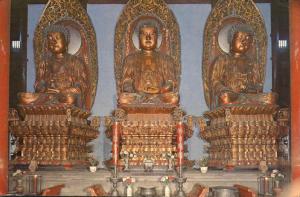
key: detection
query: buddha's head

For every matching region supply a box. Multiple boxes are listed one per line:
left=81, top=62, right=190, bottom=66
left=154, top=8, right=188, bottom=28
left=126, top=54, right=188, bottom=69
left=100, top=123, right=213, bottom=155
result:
left=44, top=24, right=70, bottom=55
left=229, top=24, right=254, bottom=55
left=138, top=23, right=158, bottom=51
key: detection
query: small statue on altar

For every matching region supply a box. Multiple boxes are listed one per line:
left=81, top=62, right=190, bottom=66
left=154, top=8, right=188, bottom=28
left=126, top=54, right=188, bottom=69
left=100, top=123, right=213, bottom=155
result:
left=19, top=24, right=88, bottom=108
left=28, top=157, right=38, bottom=172
left=167, top=153, right=175, bottom=171
left=210, top=24, right=276, bottom=108
left=118, top=22, right=179, bottom=105
left=143, top=156, right=154, bottom=172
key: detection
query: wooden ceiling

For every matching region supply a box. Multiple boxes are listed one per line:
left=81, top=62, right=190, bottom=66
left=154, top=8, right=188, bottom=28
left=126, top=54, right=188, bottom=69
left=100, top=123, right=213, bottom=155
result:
left=27, top=0, right=272, bottom=4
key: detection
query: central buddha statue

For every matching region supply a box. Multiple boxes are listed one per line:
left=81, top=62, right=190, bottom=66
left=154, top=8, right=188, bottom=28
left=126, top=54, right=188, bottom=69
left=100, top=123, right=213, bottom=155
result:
left=118, top=22, right=179, bottom=105
left=210, top=24, right=276, bottom=108
left=20, top=24, right=88, bottom=108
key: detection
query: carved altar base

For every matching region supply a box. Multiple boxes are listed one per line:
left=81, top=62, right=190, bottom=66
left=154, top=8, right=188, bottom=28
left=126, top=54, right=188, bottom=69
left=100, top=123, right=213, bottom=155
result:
left=9, top=104, right=99, bottom=166
left=8, top=169, right=261, bottom=196
left=200, top=104, right=282, bottom=169
left=106, top=105, right=193, bottom=169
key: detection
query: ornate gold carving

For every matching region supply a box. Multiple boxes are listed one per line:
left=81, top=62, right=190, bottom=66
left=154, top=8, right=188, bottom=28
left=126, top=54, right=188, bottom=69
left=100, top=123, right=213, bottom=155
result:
left=197, top=117, right=207, bottom=132
left=202, top=0, right=267, bottom=108
left=119, top=119, right=176, bottom=166
left=105, top=116, right=113, bottom=128
left=34, top=0, right=98, bottom=110
left=186, top=115, right=194, bottom=131
left=172, top=107, right=185, bottom=122
left=9, top=105, right=99, bottom=165
left=199, top=104, right=280, bottom=168
left=114, top=0, right=180, bottom=97
left=90, top=116, right=101, bottom=129
left=113, top=108, right=127, bottom=121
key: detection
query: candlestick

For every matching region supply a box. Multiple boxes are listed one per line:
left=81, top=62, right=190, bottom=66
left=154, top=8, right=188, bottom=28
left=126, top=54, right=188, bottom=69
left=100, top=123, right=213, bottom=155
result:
left=176, top=121, right=186, bottom=197
left=33, top=175, right=37, bottom=194
left=110, top=121, right=122, bottom=196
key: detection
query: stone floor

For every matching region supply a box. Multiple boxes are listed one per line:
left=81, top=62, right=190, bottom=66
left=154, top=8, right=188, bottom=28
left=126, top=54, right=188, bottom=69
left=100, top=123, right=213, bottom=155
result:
left=9, top=169, right=262, bottom=196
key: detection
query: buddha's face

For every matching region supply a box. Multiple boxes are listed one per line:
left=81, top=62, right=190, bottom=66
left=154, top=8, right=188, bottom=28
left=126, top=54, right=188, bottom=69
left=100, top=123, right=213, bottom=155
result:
left=47, top=32, right=67, bottom=54
left=139, top=26, right=158, bottom=51
left=231, top=31, right=253, bottom=55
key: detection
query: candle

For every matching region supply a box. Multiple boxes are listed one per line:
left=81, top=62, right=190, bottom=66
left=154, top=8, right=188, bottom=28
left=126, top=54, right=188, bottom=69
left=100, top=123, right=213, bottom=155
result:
left=112, top=121, right=120, bottom=166
left=176, top=122, right=184, bottom=167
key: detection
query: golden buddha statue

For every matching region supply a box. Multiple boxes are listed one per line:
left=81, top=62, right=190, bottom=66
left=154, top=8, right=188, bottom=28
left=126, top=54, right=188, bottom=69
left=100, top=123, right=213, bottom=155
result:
left=200, top=1, right=283, bottom=169
left=210, top=24, right=276, bottom=108
left=20, top=25, right=88, bottom=108
left=10, top=0, right=99, bottom=167
left=118, top=22, right=179, bottom=105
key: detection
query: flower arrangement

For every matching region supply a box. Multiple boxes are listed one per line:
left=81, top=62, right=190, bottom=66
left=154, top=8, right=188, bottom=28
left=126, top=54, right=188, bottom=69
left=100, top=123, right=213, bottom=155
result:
left=88, top=156, right=99, bottom=166
left=271, top=169, right=285, bottom=181
left=121, top=151, right=129, bottom=157
left=160, top=176, right=175, bottom=185
left=199, top=157, right=208, bottom=167
left=143, top=156, right=154, bottom=162
left=203, top=143, right=210, bottom=153
left=122, top=176, right=136, bottom=185
left=166, top=153, right=175, bottom=159
left=12, top=169, right=26, bottom=177
left=13, top=169, right=26, bottom=194
left=121, top=151, right=135, bottom=158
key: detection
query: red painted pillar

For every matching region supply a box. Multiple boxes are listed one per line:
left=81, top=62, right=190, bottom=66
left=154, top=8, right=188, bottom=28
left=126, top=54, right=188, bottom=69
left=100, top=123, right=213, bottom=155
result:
left=0, top=0, right=11, bottom=194
left=290, top=0, right=300, bottom=181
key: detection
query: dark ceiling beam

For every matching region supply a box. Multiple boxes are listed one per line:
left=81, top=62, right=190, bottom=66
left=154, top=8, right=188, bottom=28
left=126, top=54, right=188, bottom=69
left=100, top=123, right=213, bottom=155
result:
left=27, top=0, right=272, bottom=4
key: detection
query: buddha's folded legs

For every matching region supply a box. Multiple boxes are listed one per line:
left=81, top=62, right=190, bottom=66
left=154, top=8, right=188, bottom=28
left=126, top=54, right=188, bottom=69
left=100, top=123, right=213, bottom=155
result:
left=118, top=93, right=140, bottom=104
left=18, top=92, right=81, bottom=106
left=159, top=92, right=179, bottom=105
left=118, top=92, right=179, bottom=105
left=237, top=92, right=278, bottom=105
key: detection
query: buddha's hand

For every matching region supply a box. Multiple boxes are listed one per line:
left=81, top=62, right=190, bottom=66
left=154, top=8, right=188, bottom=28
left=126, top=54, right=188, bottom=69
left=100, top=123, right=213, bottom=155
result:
left=144, top=86, right=160, bottom=94
left=37, top=61, right=46, bottom=79
left=246, top=84, right=263, bottom=93
left=219, top=90, right=238, bottom=104
left=161, top=80, right=174, bottom=93
left=46, top=88, right=60, bottom=93
left=62, top=87, right=81, bottom=94
left=35, top=80, right=46, bottom=93
left=123, top=81, right=134, bottom=93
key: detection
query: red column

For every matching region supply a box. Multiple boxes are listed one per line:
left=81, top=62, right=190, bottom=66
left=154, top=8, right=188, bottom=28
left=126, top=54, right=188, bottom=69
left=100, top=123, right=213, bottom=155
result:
left=290, top=0, right=300, bottom=181
left=0, top=0, right=11, bottom=194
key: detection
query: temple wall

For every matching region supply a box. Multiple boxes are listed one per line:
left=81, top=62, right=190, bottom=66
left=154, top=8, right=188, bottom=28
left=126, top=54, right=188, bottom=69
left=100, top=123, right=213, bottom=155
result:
left=26, top=3, right=272, bottom=166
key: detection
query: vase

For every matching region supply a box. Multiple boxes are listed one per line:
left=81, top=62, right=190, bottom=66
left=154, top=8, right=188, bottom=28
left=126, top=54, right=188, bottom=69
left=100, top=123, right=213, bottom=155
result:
left=274, top=180, right=280, bottom=188
left=126, top=185, right=133, bottom=197
left=15, top=178, right=24, bottom=194
left=200, top=166, right=208, bottom=173
left=140, top=186, right=157, bottom=197
left=89, top=166, right=97, bottom=172
left=164, top=184, right=171, bottom=197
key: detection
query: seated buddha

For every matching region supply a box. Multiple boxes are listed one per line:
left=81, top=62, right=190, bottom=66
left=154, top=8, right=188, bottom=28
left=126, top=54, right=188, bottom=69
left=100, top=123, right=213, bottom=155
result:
left=210, top=24, right=277, bottom=108
left=19, top=24, right=88, bottom=108
left=118, top=22, right=179, bottom=105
